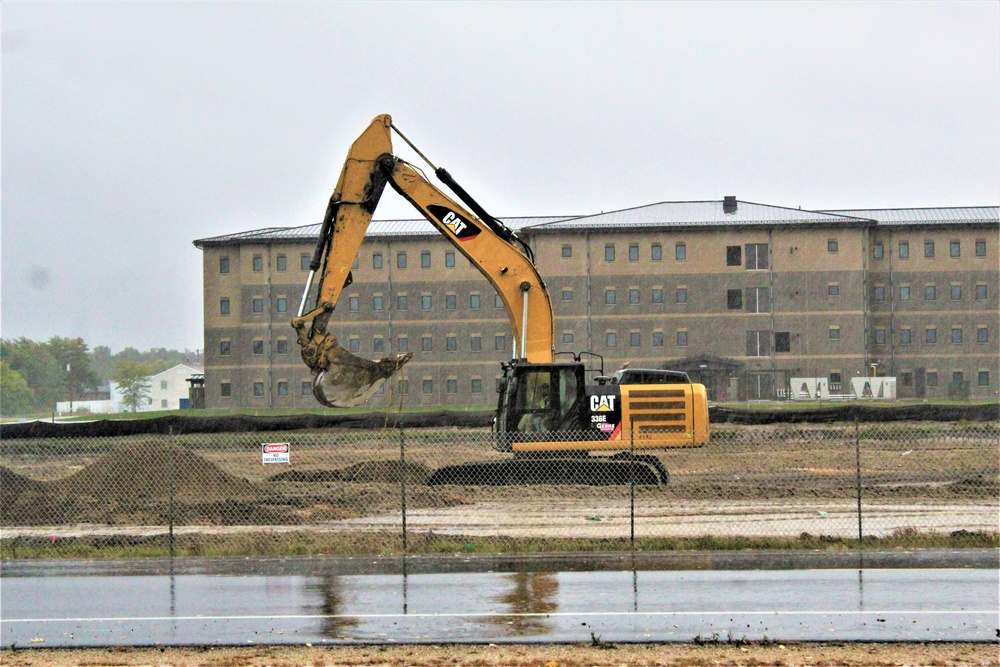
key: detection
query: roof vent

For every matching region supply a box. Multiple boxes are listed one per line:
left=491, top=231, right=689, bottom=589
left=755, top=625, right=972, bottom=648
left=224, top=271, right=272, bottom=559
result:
left=723, top=196, right=738, bottom=215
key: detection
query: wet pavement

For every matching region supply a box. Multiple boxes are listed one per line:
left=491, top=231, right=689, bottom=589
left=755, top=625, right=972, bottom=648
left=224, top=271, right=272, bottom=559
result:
left=2, top=551, right=997, bottom=646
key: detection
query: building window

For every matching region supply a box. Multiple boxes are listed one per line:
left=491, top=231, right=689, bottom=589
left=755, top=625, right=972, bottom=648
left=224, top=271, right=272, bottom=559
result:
left=775, top=331, right=790, bottom=353
left=160, top=380, right=168, bottom=390
left=252, top=340, right=264, bottom=355
left=630, top=332, right=641, bottom=347
left=926, top=328, right=937, bottom=343
left=348, top=338, right=360, bottom=354
left=495, top=334, right=506, bottom=351
left=446, top=336, right=457, bottom=351
left=562, top=244, right=572, bottom=258
left=873, top=286, right=885, bottom=302
left=951, top=328, right=963, bottom=344
left=629, top=288, right=640, bottom=305
left=421, top=295, right=432, bottom=310
left=373, top=337, right=385, bottom=353
left=446, top=379, right=458, bottom=394
left=976, top=284, right=988, bottom=300
left=252, top=254, right=263, bottom=272
left=396, top=379, right=408, bottom=395
left=873, top=243, right=883, bottom=259
left=652, top=331, right=664, bottom=347
left=675, top=243, right=686, bottom=260
left=745, top=244, right=768, bottom=270
left=899, top=286, right=910, bottom=301
left=220, top=340, right=231, bottom=356
left=828, top=283, right=840, bottom=297
left=352, top=255, right=359, bottom=270
left=924, top=240, right=934, bottom=258
left=220, top=298, right=231, bottom=315
left=726, top=245, right=742, bottom=266
left=673, top=288, right=686, bottom=304
left=422, top=379, right=434, bottom=394
left=470, top=335, right=482, bottom=351
left=648, top=288, right=661, bottom=304
left=900, top=328, right=912, bottom=344
left=276, top=254, right=287, bottom=272
left=727, top=289, right=743, bottom=309
left=276, top=297, right=287, bottom=313
left=495, top=294, right=504, bottom=308
left=373, top=253, right=383, bottom=269
left=605, top=288, right=616, bottom=305
left=421, top=336, right=432, bottom=352
left=952, top=371, right=964, bottom=385
left=925, top=285, right=936, bottom=301
left=976, top=240, right=986, bottom=256
left=445, top=251, right=455, bottom=268
left=300, top=254, right=310, bottom=270
left=420, top=250, right=431, bottom=268
left=397, top=251, right=407, bottom=269
left=652, top=243, right=662, bottom=261
left=276, top=338, right=289, bottom=354
left=977, top=327, right=989, bottom=343
left=372, top=295, right=384, bottom=311
left=396, top=337, right=409, bottom=354
left=277, top=381, right=288, bottom=397
left=253, top=382, right=264, bottom=397
left=348, top=296, right=359, bottom=311
left=676, top=331, right=688, bottom=347
left=829, top=327, right=841, bottom=341
left=606, top=332, right=617, bottom=347
left=874, top=328, right=886, bottom=345
left=252, top=298, right=264, bottom=314
left=747, top=331, right=770, bottom=356
left=898, top=241, right=909, bottom=259
left=926, top=371, right=938, bottom=386
left=629, top=243, right=639, bottom=262
left=605, top=244, right=615, bottom=262
left=561, top=289, right=573, bottom=301
left=950, top=285, right=961, bottom=301
left=219, top=256, right=230, bottom=273
left=746, top=287, right=770, bottom=313
left=302, top=380, right=311, bottom=396
left=979, top=371, right=990, bottom=386
left=471, top=378, right=483, bottom=394
left=470, top=294, right=481, bottom=309
left=950, top=241, right=960, bottom=258
left=396, top=295, right=407, bottom=310
left=561, top=332, right=574, bottom=344
left=220, top=382, right=231, bottom=398
left=445, top=294, right=456, bottom=310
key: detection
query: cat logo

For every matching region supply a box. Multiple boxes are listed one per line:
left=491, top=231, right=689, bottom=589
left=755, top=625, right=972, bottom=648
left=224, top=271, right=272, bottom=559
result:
left=590, top=395, right=616, bottom=412
left=427, top=204, right=481, bottom=241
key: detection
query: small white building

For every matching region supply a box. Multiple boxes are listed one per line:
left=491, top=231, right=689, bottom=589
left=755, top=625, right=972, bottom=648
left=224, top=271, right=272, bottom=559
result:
left=108, top=364, right=204, bottom=412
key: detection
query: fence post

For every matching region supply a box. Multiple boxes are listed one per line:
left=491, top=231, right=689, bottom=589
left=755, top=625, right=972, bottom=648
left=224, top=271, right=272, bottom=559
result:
left=399, top=427, right=407, bottom=554
left=168, top=426, right=175, bottom=559
left=629, top=416, right=635, bottom=550
left=854, top=417, right=863, bottom=546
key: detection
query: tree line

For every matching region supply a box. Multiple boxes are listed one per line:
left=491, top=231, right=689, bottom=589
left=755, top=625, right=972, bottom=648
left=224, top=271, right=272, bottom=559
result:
left=0, top=337, right=202, bottom=416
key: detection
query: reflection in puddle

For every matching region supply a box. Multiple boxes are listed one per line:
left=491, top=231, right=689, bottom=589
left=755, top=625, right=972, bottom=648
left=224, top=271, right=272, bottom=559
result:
left=488, top=572, right=558, bottom=636
left=308, top=574, right=360, bottom=639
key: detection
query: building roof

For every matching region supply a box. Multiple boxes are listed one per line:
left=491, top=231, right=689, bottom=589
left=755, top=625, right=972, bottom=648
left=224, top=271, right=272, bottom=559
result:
left=521, top=200, right=873, bottom=231
left=822, top=206, right=999, bottom=226
left=193, top=215, right=580, bottom=247
left=149, top=364, right=204, bottom=380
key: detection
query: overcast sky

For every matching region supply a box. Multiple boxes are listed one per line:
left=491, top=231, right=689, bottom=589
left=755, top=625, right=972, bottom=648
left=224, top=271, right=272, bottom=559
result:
left=2, top=2, right=998, bottom=352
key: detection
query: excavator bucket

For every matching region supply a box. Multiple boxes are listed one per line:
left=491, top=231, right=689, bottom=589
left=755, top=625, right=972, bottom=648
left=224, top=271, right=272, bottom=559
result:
left=310, top=339, right=413, bottom=408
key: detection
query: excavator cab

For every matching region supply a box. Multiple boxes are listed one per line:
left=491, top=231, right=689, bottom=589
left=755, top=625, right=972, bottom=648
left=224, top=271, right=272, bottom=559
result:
left=495, top=361, right=591, bottom=441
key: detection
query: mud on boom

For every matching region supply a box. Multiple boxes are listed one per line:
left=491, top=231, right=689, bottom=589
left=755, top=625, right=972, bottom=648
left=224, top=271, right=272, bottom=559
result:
left=293, top=114, right=709, bottom=485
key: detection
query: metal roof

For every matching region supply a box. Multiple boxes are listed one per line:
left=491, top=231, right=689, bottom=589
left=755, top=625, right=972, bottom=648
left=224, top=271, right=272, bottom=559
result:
left=194, top=215, right=580, bottom=247
left=823, top=207, right=999, bottom=226
left=522, top=200, right=872, bottom=231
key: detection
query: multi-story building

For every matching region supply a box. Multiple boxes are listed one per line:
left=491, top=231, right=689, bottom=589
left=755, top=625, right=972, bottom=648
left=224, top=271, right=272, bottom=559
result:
left=194, top=200, right=998, bottom=408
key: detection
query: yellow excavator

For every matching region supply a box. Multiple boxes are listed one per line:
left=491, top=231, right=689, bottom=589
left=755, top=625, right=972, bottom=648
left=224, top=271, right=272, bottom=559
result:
left=292, top=114, right=708, bottom=484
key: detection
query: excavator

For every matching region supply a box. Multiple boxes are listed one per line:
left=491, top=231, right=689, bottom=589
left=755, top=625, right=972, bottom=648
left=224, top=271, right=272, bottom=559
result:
left=292, top=114, right=709, bottom=485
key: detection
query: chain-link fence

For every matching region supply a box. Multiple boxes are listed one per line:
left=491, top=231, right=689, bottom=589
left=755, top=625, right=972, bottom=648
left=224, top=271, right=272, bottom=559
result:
left=2, top=421, right=997, bottom=558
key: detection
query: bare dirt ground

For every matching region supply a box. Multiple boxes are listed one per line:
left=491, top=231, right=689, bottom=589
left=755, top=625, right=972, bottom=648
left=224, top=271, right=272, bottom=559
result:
left=5, top=642, right=998, bottom=666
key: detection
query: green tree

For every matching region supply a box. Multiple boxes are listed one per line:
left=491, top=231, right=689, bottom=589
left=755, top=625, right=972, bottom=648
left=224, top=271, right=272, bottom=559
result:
left=0, top=361, right=34, bottom=416
left=1, top=337, right=63, bottom=410
left=112, top=360, right=152, bottom=412
left=46, top=337, right=101, bottom=403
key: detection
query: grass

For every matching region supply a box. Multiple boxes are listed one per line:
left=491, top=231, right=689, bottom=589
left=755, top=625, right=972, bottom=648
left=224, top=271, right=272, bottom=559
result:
left=714, top=399, right=1000, bottom=411
left=3, top=529, right=996, bottom=560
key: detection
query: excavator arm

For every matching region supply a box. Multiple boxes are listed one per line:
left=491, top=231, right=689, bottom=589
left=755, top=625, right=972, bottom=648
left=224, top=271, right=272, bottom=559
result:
left=292, top=114, right=554, bottom=408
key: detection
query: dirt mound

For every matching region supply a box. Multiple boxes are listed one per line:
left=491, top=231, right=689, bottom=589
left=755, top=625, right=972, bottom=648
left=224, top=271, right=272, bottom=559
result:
left=0, top=466, right=46, bottom=498
left=50, top=441, right=259, bottom=501
left=270, top=460, right=432, bottom=485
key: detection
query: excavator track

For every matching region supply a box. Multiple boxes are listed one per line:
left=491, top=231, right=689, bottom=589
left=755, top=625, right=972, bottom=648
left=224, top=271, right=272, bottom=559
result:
left=428, top=454, right=668, bottom=486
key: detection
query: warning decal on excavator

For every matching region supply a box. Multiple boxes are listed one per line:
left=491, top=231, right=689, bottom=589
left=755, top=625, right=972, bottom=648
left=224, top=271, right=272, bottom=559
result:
left=428, top=205, right=481, bottom=241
